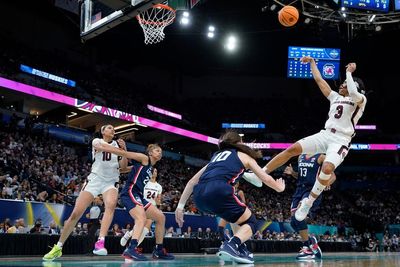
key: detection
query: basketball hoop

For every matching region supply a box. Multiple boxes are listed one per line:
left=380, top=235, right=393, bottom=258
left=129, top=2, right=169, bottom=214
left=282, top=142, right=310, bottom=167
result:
left=136, top=4, right=176, bottom=45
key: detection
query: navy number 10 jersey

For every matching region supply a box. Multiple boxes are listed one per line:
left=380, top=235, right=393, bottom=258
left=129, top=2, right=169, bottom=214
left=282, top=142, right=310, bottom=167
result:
left=199, top=149, right=245, bottom=184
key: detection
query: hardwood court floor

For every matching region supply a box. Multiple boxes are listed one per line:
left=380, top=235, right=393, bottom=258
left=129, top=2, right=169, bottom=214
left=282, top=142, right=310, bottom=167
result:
left=0, top=252, right=399, bottom=267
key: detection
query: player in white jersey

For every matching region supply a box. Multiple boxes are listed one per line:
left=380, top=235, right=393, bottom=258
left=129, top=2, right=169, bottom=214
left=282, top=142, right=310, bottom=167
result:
left=244, top=57, right=367, bottom=222
left=120, top=168, right=162, bottom=247
left=43, top=125, right=127, bottom=261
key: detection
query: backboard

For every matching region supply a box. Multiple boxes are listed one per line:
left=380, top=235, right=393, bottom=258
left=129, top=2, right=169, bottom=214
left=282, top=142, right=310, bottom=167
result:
left=80, top=0, right=196, bottom=42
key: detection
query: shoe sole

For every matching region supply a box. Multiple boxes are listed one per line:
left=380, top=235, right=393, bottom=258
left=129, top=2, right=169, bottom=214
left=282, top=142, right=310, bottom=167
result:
left=296, top=257, right=316, bottom=261
left=120, top=236, right=131, bottom=247
left=217, top=251, right=254, bottom=264
left=93, top=249, right=108, bottom=256
left=42, top=253, right=61, bottom=261
left=122, top=254, right=148, bottom=261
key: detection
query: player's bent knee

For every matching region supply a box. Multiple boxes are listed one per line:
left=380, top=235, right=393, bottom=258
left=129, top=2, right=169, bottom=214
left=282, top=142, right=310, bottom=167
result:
left=239, top=214, right=257, bottom=234
left=290, top=216, right=308, bottom=232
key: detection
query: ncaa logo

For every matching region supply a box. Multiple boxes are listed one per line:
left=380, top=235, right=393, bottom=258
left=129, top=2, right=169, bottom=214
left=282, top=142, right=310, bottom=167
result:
left=329, top=49, right=339, bottom=59
left=323, top=64, right=335, bottom=78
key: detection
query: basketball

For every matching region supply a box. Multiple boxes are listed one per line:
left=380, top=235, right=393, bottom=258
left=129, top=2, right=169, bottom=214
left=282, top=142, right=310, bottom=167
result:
left=278, top=5, right=299, bottom=27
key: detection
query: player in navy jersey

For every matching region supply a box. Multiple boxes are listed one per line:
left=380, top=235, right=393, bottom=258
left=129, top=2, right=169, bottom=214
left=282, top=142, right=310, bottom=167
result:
left=175, top=131, right=285, bottom=264
left=118, top=144, right=174, bottom=262
left=284, top=154, right=336, bottom=260
left=217, top=182, right=245, bottom=242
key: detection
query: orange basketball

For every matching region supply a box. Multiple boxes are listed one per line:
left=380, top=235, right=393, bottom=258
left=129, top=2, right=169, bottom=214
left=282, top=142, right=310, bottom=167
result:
left=278, top=5, right=299, bottom=27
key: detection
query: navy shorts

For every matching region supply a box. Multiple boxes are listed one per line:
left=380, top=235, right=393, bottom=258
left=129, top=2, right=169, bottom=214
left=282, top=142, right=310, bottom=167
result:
left=291, top=184, right=322, bottom=218
left=120, top=190, right=151, bottom=212
left=193, top=180, right=246, bottom=223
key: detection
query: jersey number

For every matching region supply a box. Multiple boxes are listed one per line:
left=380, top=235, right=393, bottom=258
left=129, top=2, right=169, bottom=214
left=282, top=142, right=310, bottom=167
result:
left=211, top=151, right=232, bottom=163
left=146, top=191, right=156, bottom=199
left=102, top=152, right=112, bottom=161
left=299, top=168, right=307, bottom=177
left=334, top=105, right=343, bottom=119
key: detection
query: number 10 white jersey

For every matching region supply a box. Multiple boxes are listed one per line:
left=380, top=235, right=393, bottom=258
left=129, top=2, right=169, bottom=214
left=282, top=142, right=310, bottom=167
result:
left=91, top=138, right=121, bottom=181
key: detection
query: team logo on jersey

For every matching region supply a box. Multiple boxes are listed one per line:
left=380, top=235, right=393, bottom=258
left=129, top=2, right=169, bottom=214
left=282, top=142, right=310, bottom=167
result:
left=323, top=64, right=335, bottom=79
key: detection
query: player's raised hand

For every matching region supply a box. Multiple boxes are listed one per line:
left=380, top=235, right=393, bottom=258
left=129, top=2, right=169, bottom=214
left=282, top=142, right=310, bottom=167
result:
left=346, top=63, right=356, bottom=73
left=117, top=139, right=127, bottom=150
left=175, top=208, right=185, bottom=228
left=300, top=56, right=314, bottom=63
left=275, top=178, right=286, bottom=192
left=284, top=164, right=294, bottom=176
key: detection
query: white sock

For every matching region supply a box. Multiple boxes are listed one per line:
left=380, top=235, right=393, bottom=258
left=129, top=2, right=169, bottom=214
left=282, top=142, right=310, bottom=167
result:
left=310, top=180, right=326, bottom=201
left=98, top=236, right=105, bottom=241
left=57, top=241, right=63, bottom=248
left=138, top=227, right=149, bottom=246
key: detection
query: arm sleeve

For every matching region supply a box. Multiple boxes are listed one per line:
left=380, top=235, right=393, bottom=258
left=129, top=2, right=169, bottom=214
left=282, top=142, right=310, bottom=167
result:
left=346, top=72, right=363, bottom=103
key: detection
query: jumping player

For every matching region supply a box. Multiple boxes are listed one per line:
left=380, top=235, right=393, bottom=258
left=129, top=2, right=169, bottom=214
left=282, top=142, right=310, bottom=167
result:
left=175, top=131, right=285, bottom=264
left=245, top=58, right=367, bottom=222
left=43, top=125, right=127, bottom=261
left=120, top=168, right=162, bottom=248
left=285, top=154, right=336, bottom=260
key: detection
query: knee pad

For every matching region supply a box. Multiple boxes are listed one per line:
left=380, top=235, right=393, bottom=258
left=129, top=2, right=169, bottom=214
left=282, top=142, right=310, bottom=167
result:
left=319, top=171, right=331, bottom=181
left=290, top=216, right=308, bottom=232
left=239, top=214, right=257, bottom=234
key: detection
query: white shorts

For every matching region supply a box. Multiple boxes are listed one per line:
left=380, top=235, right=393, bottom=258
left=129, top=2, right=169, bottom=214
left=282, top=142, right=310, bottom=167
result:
left=298, top=130, right=351, bottom=168
left=82, top=173, right=118, bottom=197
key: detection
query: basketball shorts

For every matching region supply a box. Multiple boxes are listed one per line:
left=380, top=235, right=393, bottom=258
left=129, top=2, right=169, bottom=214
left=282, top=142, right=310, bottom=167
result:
left=298, top=129, right=351, bottom=168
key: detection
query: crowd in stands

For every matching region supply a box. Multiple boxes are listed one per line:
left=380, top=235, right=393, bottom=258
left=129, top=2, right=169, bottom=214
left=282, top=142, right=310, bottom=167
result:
left=1, top=118, right=400, bottom=252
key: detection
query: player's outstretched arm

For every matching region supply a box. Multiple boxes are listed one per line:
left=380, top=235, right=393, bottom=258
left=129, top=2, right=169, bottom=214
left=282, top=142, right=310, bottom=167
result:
left=345, top=63, right=365, bottom=105
left=175, top=165, right=207, bottom=227
left=238, top=152, right=285, bottom=192
left=93, top=140, right=149, bottom=165
left=301, top=56, right=332, bottom=98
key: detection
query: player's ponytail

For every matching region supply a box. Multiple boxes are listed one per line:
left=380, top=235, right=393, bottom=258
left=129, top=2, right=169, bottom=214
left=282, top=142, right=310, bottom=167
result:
left=218, top=131, right=262, bottom=160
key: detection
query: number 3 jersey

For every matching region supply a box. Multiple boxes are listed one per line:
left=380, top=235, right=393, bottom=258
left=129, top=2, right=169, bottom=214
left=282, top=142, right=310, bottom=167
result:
left=324, top=91, right=367, bottom=137
left=143, top=181, right=162, bottom=206
left=91, top=138, right=121, bottom=181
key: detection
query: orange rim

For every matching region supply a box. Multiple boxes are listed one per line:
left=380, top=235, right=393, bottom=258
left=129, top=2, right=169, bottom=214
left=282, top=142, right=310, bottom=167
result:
left=136, top=4, right=176, bottom=26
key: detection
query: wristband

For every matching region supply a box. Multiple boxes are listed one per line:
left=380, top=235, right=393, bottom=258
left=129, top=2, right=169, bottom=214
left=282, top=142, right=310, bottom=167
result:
left=177, top=203, right=185, bottom=210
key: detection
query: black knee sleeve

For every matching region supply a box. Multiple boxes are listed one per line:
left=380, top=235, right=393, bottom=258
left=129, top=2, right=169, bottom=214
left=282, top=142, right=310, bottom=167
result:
left=290, top=215, right=308, bottom=232
left=239, top=214, right=257, bottom=234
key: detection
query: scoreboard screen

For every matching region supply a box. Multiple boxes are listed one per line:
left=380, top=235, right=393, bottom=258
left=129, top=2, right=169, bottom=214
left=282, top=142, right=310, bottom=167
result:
left=342, top=0, right=389, bottom=12
left=287, top=46, right=341, bottom=80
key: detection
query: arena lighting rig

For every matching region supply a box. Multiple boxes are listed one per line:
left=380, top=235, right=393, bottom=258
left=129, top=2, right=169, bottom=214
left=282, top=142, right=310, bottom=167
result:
left=267, top=0, right=400, bottom=39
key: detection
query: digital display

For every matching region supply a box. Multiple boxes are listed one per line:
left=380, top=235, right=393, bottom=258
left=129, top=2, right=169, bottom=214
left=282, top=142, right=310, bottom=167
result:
left=147, top=104, right=182, bottom=120
left=355, top=125, right=377, bottom=130
left=20, top=64, right=76, bottom=87
left=288, top=46, right=341, bottom=80
left=342, top=0, right=389, bottom=12
left=222, top=123, right=265, bottom=129
left=395, top=0, right=400, bottom=10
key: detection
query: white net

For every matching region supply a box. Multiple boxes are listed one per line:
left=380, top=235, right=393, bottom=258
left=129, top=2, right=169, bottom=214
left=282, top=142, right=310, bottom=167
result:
left=136, top=4, right=176, bottom=45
